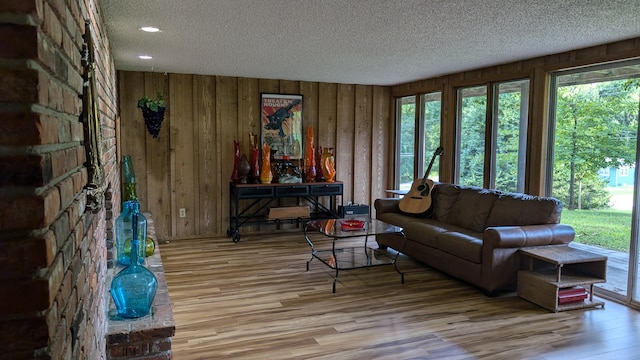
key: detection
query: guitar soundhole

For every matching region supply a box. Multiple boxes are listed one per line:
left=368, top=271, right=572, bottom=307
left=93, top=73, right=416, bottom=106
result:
left=417, top=184, right=426, bottom=192
left=420, top=185, right=430, bottom=196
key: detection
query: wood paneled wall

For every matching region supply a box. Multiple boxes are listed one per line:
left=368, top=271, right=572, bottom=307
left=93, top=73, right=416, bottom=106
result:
left=118, top=72, right=391, bottom=240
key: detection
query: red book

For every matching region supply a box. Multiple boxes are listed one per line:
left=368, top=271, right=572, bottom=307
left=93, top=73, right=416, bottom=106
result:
left=558, top=287, right=586, bottom=297
left=558, top=292, right=588, bottom=304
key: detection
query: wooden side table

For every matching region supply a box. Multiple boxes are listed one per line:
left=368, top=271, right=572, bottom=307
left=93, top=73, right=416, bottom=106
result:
left=517, top=246, right=607, bottom=312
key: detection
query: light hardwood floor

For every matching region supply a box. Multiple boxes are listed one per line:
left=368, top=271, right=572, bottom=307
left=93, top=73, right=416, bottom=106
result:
left=160, top=232, right=640, bottom=360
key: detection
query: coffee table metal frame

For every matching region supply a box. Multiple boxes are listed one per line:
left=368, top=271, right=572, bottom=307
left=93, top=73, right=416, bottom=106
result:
left=304, top=218, right=406, bottom=293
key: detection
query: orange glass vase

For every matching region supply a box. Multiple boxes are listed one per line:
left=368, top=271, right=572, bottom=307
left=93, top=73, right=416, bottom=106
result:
left=260, top=143, right=273, bottom=184
left=321, top=147, right=336, bottom=182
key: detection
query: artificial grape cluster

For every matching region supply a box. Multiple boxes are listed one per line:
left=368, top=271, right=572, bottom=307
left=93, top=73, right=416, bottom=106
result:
left=142, top=107, right=165, bottom=138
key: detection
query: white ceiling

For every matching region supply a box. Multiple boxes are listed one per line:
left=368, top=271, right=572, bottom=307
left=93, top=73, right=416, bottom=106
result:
left=101, top=0, right=640, bottom=86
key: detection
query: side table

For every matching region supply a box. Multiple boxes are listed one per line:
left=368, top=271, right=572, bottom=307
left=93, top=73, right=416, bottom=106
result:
left=517, top=246, right=607, bottom=312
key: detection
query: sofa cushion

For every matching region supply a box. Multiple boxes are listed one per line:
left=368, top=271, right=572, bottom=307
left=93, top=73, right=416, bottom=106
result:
left=448, top=187, right=500, bottom=232
left=437, top=230, right=483, bottom=263
left=486, top=193, right=562, bottom=226
left=432, top=183, right=461, bottom=224
left=401, top=219, right=451, bottom=248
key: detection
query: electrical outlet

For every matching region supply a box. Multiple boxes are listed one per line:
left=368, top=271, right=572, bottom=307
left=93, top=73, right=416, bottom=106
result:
left=179, top=208, right=186, bottom=218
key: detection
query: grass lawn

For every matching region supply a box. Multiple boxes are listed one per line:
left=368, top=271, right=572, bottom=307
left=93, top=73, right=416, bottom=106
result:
left=561, top=208, right=631, bottom=252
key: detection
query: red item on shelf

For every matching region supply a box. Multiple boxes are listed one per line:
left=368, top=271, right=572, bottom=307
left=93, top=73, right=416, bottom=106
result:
left=558, top=287, right=588, bottom=304
left=340, top=219, right=365, bottom=231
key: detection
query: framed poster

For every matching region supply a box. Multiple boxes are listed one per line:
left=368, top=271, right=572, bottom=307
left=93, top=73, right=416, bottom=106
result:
left=261, top=93, right=303, bottom=161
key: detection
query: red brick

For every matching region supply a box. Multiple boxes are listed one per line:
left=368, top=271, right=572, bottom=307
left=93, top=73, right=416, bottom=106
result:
left=77, top=146, right=86, bottom=169
left=49, top=322, right=67, bottom=360
left=37, top=32, right=57, bottom=71
left=55, top=267, right=73, bottom=311
left=70, top=120, right=84, bottom=142
left=0, top=231, right=55, bottom=276
left=63, top=86, right=80, bottom=115
left=58, top=176, right=74, bottom=207
left=50, top=149, right=66, bottom=178
left=42, top=3, right=62, bottom=46
left=48, top=0, right=66, bottom=25
left=0, top=316, right=49, bottom=352
left=0, top=68, right=39, bottom=103
left=0, top=112, right=62, bottom=145
left=48, top=78, right=63, bottom=111
left=0, top=24, right=37, bottom=58
left=0, top=187, right=60, bottom=231
left=0, top=154, right=49, bottom=187
left=71, top=171, right=84, bottom=194
left=150, top=338, right=172, bottom=353
left=0, top=277, right=50, bottom=315
left=0, top=0, right=38, bottom=13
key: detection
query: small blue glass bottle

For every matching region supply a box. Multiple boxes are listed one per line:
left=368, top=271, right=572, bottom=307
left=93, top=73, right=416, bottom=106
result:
left=110, top=213, right=158, bottom=318
left=116, top=200, right=147, bottom=266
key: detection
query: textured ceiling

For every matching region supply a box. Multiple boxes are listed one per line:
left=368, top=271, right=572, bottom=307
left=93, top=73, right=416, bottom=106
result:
left=101, top=0, right=640, bottom=86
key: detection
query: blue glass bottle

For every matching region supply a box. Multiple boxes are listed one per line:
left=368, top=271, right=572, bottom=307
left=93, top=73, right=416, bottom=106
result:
left=110, top=213, right=158, bottom=318
left=116, top=200, right=147, bottom=266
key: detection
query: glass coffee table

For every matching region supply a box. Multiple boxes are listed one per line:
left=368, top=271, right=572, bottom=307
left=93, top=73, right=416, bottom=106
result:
left=304, top=218, right=406, bottom=293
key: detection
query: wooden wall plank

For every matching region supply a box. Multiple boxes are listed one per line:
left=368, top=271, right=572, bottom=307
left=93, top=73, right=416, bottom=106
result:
left=170, top=74, right=196, bottom=237
left=144, top=72, right=171, bottom=241
left=371, top=86, right=391, bottom=209
left=317, top=83, right=337, bottom=151
left=353, top=85, right=372, bottom=205
left=300, top=81, right=319, bottom=178
left=216, top=76, right=239, bottom=233
left=237, top=77, right=260, bottom=232
left=194, top=75, right=217, bottom=234
left=336, top=84, right=355, bottom=203
left=118, top=71, right=145, bottom=209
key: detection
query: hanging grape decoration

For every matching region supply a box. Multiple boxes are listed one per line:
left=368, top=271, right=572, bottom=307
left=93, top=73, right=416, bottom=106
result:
left=137, top=94, right=166, bottom=138
left=141, top=106, right=165, bottom=138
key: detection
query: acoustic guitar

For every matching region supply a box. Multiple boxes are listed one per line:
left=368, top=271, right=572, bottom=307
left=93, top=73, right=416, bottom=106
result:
left=399, top=146, right=444, bottom=215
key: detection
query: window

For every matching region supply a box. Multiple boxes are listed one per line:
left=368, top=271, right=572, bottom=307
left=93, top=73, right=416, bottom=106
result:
left=620, top=166, right=629, bottom=177
left=422, top=92, right=442, bottom=181
left=395, top=92, right=442, bottom=190
left=456, top=86, right=487, bottom=187
left=547, top=60, right=640, bottom=304
left=455, top=80, right=529, bottom=191
left=493, top=80, right=529, bottom=193
left=396, top=96, right=416, bottom=190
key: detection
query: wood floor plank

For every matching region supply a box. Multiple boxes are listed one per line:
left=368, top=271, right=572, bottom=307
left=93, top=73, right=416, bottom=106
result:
left=161, top=232, right=640, bottom=359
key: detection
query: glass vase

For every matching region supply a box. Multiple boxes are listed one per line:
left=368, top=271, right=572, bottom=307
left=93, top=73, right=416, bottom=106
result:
left=110, top=212, right=157, bottom=318
left=260, top=142, right=273, bottom=184
left=305, top=126, right=316, bottom=182
left=116, top=200, right=147, bottom=266
left=122, top=155, right=137, bottom=202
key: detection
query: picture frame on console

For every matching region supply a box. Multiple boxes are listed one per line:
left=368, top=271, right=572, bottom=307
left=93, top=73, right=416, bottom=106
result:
left=260, top=93, right=303, bottom=161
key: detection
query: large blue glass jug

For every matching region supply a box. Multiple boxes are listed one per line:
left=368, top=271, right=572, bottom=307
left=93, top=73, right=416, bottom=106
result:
left=110, top=213, right=158, bottom=318
left=116, top=200, right=147, bottom=266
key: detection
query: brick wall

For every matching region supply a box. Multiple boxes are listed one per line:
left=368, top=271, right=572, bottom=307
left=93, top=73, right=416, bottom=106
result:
left=0, top=0, right=118, bottom=359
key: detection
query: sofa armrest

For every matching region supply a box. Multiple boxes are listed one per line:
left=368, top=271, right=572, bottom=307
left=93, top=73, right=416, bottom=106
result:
left=483, top=224, right=575, bottom=249
left=374, top=198, right=401, bottom=216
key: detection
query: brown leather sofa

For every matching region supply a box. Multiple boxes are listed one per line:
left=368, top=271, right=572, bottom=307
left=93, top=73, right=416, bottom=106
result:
left=374, top=183, right=575, bottom=295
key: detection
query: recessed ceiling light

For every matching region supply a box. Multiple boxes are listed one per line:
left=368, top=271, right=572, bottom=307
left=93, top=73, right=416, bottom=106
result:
left=140, top=26, right=161, bottom=33
left=138, top=55, right=153, bottom=60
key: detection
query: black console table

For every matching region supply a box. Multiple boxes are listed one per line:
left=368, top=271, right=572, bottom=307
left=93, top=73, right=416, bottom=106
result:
left=227, top=181, right=343, bottom=242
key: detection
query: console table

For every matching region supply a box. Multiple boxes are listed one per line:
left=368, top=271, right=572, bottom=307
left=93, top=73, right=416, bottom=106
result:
left=228, top=181, right=343, bottom=242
